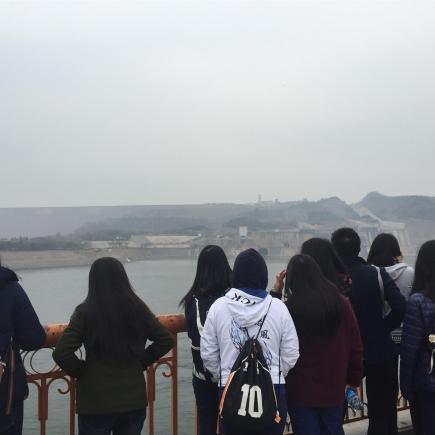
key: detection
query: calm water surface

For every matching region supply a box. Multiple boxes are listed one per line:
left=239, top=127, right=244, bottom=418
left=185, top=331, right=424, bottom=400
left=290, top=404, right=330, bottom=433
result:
left=18, top=258, right=287, bottom=435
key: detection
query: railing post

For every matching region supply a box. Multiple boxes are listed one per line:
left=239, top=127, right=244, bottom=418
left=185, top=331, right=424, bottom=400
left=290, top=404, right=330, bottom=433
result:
left=171, top=333, right=178, bottom=435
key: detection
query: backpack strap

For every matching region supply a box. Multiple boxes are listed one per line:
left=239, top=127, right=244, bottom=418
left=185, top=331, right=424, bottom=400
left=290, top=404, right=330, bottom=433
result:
left=6, top=344, right=15, bottom=415
left=255, top=299, right=273, bottom=340
left=0, top=342, right=15, bottom=416
left=374, top=266, right=391, bottom=318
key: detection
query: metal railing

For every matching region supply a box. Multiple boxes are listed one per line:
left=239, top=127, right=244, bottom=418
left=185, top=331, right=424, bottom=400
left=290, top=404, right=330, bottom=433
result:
left=23, top=315, right=408, bottom=435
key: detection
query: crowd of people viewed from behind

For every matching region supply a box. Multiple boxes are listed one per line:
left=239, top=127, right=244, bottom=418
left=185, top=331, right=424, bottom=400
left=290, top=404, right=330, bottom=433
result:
left=1, top=228, right=435, bottom=435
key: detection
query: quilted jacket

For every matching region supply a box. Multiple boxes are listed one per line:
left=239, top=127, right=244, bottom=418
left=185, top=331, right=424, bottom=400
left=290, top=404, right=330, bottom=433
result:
left=400, top=292, right=435, bottom=401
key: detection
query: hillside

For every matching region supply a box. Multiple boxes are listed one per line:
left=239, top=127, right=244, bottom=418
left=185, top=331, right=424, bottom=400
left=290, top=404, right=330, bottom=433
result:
left=2, top=193, right=435, bottom=240
left=357, top=192, right=435, bottom=222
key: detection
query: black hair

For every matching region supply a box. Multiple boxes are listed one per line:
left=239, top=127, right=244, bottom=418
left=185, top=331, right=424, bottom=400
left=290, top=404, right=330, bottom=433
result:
left=367, top=233, right=402, bottom=267
left=300, top=238, right=348, bottom=291
left=179, top=245, right=232, bottom=310
left=331, top=228, right=361, bottom=258
left=285, top=254, right=343, bottom=340
left=82, top=257, right=150, bottom=363
left=412, top=240, right=435, bottom=301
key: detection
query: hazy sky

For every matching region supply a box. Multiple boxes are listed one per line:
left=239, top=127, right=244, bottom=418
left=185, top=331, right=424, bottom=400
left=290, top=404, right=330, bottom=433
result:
left=1, top=0, right=435, bottom=207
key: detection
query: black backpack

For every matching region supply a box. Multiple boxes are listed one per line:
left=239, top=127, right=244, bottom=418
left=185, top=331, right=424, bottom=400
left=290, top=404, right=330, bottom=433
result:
left=219, top=300, right=281, bottom=431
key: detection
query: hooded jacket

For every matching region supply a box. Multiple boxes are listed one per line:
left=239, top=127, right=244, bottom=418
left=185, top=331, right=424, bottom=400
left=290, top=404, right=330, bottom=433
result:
left=0, top=267, right=45, bottom=428
left=201, top=288, right=299, bottom=385
left=201, top=249, right=299, bottom=385
left=384, top=263, right=414, bottom=299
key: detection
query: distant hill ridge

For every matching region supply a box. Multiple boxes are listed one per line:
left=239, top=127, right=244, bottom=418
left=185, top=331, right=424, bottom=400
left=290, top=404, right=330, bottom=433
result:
left=1, top=193, right=435, bottom=238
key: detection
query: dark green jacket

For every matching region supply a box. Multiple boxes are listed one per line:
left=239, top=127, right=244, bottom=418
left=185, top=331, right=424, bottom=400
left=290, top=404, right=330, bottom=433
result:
left=52, top=304, right=173, bottom=415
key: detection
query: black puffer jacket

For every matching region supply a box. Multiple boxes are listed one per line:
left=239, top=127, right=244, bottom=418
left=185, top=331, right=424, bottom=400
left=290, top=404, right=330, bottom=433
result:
left=0, top=267, right=45, bottom=428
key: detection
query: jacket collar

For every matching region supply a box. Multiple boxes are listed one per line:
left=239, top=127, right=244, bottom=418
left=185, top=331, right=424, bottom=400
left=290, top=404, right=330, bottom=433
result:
left=341, top=256, right=367, bottom=269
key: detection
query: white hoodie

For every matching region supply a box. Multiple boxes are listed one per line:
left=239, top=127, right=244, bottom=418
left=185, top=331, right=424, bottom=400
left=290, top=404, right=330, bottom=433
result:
left=200, top=288, right=299, bottom=385
left=385, top=263, right=414, bottom=299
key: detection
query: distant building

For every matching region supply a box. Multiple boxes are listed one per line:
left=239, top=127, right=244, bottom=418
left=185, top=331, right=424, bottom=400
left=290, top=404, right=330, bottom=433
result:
left=239, top=226, right=248, bottom=239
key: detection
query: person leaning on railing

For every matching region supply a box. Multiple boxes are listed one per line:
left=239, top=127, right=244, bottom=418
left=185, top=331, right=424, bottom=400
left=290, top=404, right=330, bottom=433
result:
left=52, top=257, right=174, bottom=435
left=179, top=245, right=232, bottom=435
left=0, top=263, right=46, bottom=435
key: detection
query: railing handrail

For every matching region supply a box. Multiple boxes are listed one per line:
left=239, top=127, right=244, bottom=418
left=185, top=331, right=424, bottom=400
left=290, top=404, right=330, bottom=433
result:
left=43, top=314, right=187, bottom=347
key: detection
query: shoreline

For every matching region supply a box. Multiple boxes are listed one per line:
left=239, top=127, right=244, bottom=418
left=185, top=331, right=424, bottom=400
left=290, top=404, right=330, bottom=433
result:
left=1, top=249, right=288, bottom=272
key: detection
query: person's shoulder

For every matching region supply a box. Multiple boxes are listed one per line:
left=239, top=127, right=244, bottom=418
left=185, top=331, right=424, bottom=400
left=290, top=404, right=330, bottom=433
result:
left=408, top=292, right=425, bottom=303
left=408, top=292, right=435, bottom=307
left=269, top=295, right=289, bottom=316
left=71, top=303, right=87, bottom=322
left=209, top=295, right=226, bottom=310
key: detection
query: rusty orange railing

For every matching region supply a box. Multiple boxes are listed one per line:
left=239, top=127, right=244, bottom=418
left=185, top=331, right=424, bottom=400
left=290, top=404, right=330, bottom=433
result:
left=23, top=315, right=408, bottom=435
left=24, top=315, right=185, bottom=435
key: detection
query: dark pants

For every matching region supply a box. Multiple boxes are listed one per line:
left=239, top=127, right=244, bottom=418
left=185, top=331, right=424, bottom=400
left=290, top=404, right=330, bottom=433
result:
left=409, top=391, right=435, bottom=435
left=365, top=356, right=398, bottom=435
left=78, top=408, right=146, bottom=435
left=0, top=401, right=23, bottom=435
left=409, top=395, right=424, bottom=435
left=288, top=404, right=345, bottom=435
left=221, top=384, right=287, bottom=435
left=192, top=377, right=219, bottom=435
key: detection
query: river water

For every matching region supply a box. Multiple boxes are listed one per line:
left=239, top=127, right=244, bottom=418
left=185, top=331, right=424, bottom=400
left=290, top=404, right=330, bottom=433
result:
left=18, top=258, right=286, bottom=435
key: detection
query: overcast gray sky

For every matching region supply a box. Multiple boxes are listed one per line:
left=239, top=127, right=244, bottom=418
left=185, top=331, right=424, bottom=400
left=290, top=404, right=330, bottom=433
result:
left=1, top=0, right=434, bottom=207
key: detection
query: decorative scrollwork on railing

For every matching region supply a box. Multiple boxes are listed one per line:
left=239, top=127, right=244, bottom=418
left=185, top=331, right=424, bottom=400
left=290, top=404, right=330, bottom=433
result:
left=153, top=359, right=175, bottom=379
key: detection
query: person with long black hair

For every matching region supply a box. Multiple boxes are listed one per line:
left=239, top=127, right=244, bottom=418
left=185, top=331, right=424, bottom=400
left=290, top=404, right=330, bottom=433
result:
left=401, top=241, right=435, bottom=435
left=367, top=233, right=414, bottom=299
left=275, top=254, right=363, bottom=435
left=300, top=238, right=352, bottom=296
left=53, top=257, right=173, bottom=435
left=180, top=245, right=232, bottom=435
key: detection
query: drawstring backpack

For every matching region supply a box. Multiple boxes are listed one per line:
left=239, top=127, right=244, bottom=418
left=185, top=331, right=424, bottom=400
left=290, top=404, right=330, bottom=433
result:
left=219, top=300, right=281, bottom=431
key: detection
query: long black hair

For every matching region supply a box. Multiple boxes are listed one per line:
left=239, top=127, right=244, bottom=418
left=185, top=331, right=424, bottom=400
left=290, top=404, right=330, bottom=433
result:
left=285, top=254, right=343, bottom=340
left=367, top=233, right=402, bottom=267
left=412, top=240, right=435, bottom=301
left=179, top=245, right=232, bottom=310
left=301, top=238, right=349, bottom=293
left=82, top=257, right=149, bottom=363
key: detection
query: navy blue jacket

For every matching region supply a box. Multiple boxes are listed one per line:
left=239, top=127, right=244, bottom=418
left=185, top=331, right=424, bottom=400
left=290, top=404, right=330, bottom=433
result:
left=186, top=293, right=224, bottom=382
left=343, top=257, right=406, bottom=364
left=0, top=267, right=45, bottom=422
left=400, top=293, right=435, bottom=402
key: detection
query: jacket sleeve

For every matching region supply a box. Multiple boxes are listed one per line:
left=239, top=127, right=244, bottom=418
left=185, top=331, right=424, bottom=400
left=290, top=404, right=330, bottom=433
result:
left=200, top=303, right=220, bottom=382
left=141, top=306, right=174, bottom=369
left=13, top=283, right=46, bottom=350
left=52, top=308, right=86, bottom=378
left=345, top=299, right=363, bottom=387
left=381, top=268, right=406, bottom=332
left=400, top=296, right=424, bottom=402
left=279, top=303, right=299, bottom=377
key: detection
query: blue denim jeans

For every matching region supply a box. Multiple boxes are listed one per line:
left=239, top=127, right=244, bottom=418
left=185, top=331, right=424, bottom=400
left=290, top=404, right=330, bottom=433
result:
left=192, top=376, right=219, bottom=435
left=221, top=384, right=287, bottom=435
left=288, top=404, right=345, bottom=435
left=78, top=408, right=146, bottom=435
